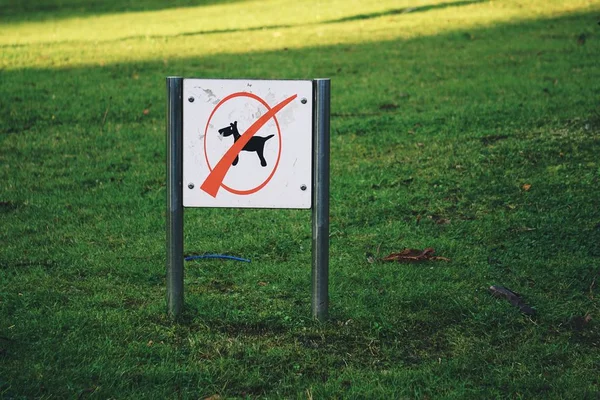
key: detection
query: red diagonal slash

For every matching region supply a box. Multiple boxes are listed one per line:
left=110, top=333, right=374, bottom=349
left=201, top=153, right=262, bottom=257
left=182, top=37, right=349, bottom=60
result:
left=200, top=94, right=297, bottom=197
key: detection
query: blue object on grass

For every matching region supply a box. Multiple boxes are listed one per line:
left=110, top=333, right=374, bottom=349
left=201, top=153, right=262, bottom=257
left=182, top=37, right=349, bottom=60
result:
left=185, top=254, right=251, bottom=263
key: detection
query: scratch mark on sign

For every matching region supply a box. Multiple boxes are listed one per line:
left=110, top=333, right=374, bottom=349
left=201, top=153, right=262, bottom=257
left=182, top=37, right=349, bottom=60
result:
left=199, top=87, right=221, bottom=104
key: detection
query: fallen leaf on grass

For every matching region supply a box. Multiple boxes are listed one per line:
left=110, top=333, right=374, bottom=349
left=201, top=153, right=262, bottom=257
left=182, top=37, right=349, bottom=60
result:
left=382, top=248, right=450, bottom=263
left=257, top=281, right=268, bottom=286
left=522, top=183, right=532, bottom=191
left=489, top=285, right=536, bottom=316
left=143, top=109, right=150, bottom=115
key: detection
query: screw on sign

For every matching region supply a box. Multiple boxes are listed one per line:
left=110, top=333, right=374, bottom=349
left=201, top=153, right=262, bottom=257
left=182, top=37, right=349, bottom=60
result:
left=182, top=79, right=313, bottom=209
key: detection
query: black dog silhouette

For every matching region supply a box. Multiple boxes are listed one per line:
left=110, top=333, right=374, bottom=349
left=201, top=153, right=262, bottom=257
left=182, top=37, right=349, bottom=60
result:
left=218, top=121, right=274, bottom=167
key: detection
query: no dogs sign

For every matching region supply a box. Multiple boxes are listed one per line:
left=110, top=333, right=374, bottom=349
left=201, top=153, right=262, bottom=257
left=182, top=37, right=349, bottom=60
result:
left=167, top=77, right=330, bottom=319
left=183, top=79, right=313, bottom=208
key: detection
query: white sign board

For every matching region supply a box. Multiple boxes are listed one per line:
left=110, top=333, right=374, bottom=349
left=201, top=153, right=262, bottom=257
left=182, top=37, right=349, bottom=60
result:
left=183, top=79, right=313, bottom=208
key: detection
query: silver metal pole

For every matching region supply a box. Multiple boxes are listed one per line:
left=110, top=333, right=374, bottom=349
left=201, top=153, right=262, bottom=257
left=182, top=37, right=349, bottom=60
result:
left=312, top=79, right=331, bottom=321
left=166, top=77, right=184, bottom=318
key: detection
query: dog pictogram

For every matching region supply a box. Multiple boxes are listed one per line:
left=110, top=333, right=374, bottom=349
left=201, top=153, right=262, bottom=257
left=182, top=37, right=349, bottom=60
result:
left=218, top=121, right=274, bottom=167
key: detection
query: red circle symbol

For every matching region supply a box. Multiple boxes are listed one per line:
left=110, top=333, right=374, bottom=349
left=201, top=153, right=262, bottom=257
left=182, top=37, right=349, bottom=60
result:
left=203, top=92, right=282, bottom=196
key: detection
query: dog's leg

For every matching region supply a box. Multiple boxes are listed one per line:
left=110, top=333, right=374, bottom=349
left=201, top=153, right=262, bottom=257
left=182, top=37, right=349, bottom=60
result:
left=257, top=147, right=267, bottom=167
left=232, top=155, right=239, bottom=166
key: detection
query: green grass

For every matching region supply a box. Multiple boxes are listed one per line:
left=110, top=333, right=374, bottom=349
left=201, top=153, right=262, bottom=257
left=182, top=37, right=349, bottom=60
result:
left=1, top=0, right=600, bottom=398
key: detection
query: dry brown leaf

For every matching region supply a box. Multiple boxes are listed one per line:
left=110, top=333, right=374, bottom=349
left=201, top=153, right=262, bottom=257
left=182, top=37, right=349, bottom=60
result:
left=522, top=183, right=532, bottom=191
left=257, top=281, right=268, bottom=286
left=382, top=248, right=450, bottom=263
left=143, top=109, right=150, bottom=115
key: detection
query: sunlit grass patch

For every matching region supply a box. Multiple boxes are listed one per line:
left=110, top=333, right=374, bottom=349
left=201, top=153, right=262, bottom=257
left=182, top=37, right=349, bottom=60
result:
left=1, top=0, right=598, bottom=69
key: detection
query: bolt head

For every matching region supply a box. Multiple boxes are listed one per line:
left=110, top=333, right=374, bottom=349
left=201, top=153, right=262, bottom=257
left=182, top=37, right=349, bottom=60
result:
left=301, top=98, right=307, bottom=104
left=188, top=183, right=195, bottom=189
left=300, top=184, right=307, bottom=191
left=188, top=97, right=195, bottom=103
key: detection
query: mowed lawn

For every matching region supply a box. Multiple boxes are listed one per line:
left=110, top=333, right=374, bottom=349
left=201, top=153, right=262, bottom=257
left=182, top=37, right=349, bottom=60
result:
left=1, top=0, right=599, bottom=398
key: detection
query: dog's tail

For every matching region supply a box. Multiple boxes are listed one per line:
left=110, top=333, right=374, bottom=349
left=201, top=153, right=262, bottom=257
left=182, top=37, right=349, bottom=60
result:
left=264, top=134, right=275, bottom=141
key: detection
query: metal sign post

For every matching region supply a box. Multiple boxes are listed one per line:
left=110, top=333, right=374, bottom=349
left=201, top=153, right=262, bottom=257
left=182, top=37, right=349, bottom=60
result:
left=166, top=77, right=184, bottom=318
left=312, top=79, right=330, bottom=321
left=166, top=77, right=330, bottom=320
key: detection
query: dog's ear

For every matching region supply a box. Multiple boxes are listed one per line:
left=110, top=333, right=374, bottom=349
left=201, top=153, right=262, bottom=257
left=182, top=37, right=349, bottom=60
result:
left=233, top=121, right=237, bottom=126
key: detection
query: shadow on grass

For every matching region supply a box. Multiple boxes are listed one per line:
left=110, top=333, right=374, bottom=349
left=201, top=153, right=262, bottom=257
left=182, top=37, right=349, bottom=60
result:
left=0, top=0, right=250, bottom=22
left=329, top=0, right=488, bottom=24
left=171, top=0, right=490, bottom=41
